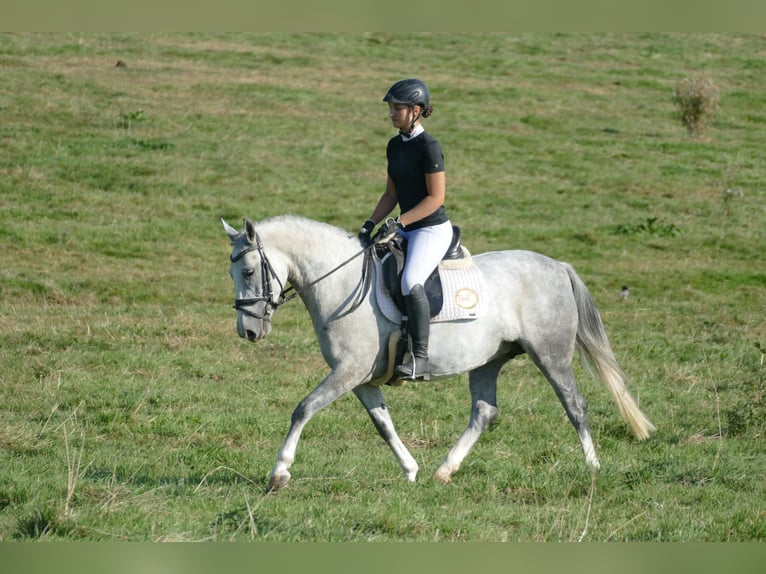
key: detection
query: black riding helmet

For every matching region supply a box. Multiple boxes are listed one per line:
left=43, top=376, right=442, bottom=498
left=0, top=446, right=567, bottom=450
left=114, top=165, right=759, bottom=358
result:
left=383, top=78, right=430, bottom=108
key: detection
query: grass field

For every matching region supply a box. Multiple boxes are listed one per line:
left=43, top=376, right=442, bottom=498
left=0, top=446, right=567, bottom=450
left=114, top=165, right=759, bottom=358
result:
left=1, top=33, right=764, bottom=541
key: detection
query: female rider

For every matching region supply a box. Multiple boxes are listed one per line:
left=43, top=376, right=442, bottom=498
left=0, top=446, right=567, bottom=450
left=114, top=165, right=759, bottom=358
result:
left=359, top=79, right=453, bottom=380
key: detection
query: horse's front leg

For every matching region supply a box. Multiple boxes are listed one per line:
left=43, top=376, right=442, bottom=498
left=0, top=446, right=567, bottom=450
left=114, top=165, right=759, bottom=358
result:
left=353, top=384, right=418, bottom=482
left=268, top=369, right=358, bottom=491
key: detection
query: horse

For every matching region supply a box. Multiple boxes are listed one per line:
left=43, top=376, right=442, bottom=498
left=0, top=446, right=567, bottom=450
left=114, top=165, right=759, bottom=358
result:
left=222, top=215, right=655, bottom=491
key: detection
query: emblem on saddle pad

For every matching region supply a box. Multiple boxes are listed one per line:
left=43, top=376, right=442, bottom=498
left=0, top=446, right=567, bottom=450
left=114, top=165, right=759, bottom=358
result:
left=373, top=228, right=485, bottom=324
left=454, top=287, right=479, bottom=310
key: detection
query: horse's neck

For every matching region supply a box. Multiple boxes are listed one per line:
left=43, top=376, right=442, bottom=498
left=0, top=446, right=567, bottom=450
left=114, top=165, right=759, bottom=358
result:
left=262, top=219, right=360, bottom=296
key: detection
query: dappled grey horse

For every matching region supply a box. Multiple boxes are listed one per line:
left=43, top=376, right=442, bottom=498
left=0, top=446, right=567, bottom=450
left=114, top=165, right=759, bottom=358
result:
left=222, top=215, right=655, bottom=491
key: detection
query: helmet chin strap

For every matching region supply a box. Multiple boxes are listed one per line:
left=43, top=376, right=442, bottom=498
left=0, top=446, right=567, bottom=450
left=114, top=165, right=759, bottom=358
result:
left=399, top=105, right=422, bottom=136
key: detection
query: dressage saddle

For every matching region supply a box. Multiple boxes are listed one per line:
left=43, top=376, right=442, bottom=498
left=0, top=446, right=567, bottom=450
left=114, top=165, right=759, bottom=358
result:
left=375, top=225, right=465, bottom=317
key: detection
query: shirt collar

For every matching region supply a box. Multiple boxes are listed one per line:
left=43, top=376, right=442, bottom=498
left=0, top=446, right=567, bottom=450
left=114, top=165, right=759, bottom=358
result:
left=400, top=124, right=424, bottom=142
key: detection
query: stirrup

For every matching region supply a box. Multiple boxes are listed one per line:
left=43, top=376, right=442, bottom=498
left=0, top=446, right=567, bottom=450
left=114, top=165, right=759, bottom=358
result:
left=395, top=355, right=430, bottom=381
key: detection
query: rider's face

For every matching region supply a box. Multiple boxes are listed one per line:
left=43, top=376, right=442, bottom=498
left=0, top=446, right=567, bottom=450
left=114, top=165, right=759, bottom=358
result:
left=388, top=103, right=421, bottom=132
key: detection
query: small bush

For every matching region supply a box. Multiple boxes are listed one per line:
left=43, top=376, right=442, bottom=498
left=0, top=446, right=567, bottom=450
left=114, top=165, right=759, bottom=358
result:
left=610, top=217, right=681, bottom=237
left=117, top=109, right=145, bottom=130
left=673, top=76, right=720, bottom=137
left=13, top=506, right=66, bottom=539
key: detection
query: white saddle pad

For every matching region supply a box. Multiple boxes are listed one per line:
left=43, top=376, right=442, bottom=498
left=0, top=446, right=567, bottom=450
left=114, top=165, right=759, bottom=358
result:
left=373, top=250, right=485, bottom=324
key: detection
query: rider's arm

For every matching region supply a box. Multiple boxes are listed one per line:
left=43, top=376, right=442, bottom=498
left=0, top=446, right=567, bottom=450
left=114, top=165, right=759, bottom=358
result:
left=399, top=171, right=445, bottom=228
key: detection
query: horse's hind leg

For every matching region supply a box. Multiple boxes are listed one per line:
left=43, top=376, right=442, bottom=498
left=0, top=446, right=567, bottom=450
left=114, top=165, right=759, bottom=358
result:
left=353, top=385, right=419, bottom=482
left=433, top=359, right=503, bottom=483
left=532, top=353, right=600, bottom=471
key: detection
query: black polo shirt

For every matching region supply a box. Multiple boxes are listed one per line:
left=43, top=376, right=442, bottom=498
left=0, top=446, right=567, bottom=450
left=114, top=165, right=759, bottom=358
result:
left=386, top=131, right=449, bottom=230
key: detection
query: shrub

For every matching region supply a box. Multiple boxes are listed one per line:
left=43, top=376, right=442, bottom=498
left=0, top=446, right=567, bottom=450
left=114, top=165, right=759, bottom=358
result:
left=610, top=217, right=681, bottom=237
left=673, top=75, right=720, bottom=137
left=13, top=506, right=65, bottom=539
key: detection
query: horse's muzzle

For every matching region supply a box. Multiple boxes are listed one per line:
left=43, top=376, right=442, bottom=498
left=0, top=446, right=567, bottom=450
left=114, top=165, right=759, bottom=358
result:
left=238, top=315, right=272, bottom=341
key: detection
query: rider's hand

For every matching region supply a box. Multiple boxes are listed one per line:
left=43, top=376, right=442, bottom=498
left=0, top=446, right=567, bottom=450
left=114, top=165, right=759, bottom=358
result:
left=373, top=217, right=403, bottom=243
left=358, top=219, right=375, bottom=247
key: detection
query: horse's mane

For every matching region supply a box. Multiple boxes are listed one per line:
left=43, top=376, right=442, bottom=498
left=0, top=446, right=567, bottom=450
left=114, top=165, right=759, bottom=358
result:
left=257, top=214, right=356, bottom=253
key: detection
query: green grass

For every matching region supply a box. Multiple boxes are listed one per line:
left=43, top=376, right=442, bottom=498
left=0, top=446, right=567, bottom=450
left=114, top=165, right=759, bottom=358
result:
left=1, top=33, right=764, bottom=541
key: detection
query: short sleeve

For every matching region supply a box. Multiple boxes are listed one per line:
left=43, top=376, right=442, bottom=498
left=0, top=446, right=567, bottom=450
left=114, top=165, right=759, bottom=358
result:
left=423, top=139, right=445, bottom=173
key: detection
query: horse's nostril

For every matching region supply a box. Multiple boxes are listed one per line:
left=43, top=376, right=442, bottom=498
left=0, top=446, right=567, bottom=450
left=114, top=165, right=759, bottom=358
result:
left=245, top=330, right=258, bottom=341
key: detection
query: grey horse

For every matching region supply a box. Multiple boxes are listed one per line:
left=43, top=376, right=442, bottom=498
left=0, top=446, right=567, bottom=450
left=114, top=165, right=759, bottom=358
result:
left=222, top=215, right=655, bottom=491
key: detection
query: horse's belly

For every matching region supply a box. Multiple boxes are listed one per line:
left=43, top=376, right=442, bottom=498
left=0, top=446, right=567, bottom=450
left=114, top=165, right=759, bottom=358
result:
left=428, top=315, right=517, bottom=377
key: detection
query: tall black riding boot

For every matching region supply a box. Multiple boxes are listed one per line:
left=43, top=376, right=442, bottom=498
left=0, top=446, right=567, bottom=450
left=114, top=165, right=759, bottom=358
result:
left=395, top=284, right=431, bottom=380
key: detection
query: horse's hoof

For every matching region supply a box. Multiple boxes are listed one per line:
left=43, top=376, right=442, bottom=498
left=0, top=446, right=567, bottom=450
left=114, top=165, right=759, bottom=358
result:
left=267, top=471, right=291, bottom=492
left=433, top=469, right=452, bottom=484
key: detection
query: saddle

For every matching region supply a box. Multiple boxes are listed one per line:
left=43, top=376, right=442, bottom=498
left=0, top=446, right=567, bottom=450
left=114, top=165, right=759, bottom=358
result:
left=372, top=226, right=482, bottom=386
left=374, top=225, right=467, bottom=317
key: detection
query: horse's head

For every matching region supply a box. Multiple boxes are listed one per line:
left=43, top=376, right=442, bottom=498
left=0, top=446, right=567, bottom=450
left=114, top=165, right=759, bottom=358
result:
left=222, top=218, right=286, bottom=342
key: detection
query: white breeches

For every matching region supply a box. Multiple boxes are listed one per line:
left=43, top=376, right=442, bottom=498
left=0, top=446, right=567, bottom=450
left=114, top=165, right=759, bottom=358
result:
left=399, top=220, right=453, bottom=295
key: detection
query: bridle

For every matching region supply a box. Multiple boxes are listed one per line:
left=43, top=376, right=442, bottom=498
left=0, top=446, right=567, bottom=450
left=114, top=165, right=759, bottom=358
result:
left=230, top=232, right=295, bottom=320
left=230, top=231, right=372, bottom=320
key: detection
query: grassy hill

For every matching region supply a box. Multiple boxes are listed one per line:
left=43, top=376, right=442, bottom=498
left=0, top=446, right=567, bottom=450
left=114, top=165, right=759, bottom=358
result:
left=0, top=33, right=764, bottom=541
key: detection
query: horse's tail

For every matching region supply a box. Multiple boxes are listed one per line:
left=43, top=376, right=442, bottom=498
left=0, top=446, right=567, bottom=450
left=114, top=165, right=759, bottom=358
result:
left=564, top=263, right=656, bottom=441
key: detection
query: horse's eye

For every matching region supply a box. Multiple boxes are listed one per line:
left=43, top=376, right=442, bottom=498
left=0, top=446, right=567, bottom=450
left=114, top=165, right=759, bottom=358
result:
left=243, top=268, right=255, bottom=279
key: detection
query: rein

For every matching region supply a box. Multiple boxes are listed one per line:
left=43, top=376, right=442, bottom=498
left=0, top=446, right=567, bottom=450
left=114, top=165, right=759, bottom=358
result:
left=231, top=232, right=373, bottom=319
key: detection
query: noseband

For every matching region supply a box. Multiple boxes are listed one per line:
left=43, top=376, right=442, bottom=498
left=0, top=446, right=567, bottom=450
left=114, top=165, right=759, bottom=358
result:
left=230, top=232, right=296, bottom=320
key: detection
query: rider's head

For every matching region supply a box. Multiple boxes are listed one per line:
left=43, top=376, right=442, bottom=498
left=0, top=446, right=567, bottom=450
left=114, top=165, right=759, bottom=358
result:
left=383, top=79, right=433, bottom=133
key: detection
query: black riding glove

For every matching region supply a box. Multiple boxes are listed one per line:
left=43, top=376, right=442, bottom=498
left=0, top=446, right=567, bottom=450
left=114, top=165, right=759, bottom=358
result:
left=373, top=217, right=403, bottom=243
left=359, top=219, right=375, bottom=247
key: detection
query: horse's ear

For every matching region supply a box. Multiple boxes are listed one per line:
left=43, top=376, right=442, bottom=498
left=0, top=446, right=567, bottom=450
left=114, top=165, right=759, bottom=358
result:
left=221, top=218, right=240, bottom=241
left=244, top=218, right=257, bottom=244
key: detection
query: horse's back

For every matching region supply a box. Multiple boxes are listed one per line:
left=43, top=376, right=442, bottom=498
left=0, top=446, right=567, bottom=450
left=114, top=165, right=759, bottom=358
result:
left=473, top=249, right=574, bottom=298
left=477, top=249, right=581, bottom=343
left=474, top=248, right=564, bottom=269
